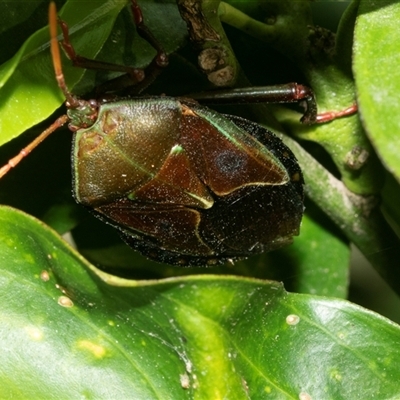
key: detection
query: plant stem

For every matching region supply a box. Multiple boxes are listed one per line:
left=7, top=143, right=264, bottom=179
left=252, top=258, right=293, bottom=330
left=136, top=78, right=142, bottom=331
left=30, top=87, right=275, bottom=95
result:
left=282, top=135, right=400, bottom=296
left=219, top=0, right=383, bottom=195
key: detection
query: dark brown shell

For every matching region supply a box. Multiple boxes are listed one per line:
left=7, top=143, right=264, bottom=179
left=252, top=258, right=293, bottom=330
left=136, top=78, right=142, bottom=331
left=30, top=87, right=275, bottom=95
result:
left=72, top=97, right=303, bottom=266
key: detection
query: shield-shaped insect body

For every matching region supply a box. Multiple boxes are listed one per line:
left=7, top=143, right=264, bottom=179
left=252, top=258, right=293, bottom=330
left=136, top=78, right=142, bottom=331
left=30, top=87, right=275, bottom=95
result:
left=72, top=97, right=304, bottom=266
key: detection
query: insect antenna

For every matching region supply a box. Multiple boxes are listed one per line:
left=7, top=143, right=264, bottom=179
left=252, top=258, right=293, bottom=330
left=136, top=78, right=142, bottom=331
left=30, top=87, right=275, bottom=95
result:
left=49, top=1, right=80, bottom=108
left=0, top=115, right=69, bottom=179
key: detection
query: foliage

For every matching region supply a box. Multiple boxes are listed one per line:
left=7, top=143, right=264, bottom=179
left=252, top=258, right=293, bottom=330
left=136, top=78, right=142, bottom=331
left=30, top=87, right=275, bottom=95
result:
left=0, top=0, right=399, bottom=397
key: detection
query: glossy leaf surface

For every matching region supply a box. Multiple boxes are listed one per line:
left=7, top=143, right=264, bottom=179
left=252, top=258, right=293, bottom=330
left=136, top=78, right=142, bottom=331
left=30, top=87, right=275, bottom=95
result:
left=0, top=2, right=400, bottom=397
left=1, top=205, right=399, bottom=399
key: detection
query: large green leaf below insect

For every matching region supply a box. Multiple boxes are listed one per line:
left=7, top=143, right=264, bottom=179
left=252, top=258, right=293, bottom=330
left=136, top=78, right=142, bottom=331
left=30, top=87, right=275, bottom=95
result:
left=0, top=205, right=399, bottom=399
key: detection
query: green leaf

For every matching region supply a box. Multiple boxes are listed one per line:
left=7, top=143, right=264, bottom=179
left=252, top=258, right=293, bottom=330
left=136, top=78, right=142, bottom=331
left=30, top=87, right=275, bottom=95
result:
left=0, top=0, right=187, bottom=148
left=1, top=5, right=400, bottom=396
left=0, top=0, right=128, bottom=147
left=1, top=205, right=399, bottom=398
left=353, top=0, right=400, bottom=181
left=279, top=212, right=350, bottom=298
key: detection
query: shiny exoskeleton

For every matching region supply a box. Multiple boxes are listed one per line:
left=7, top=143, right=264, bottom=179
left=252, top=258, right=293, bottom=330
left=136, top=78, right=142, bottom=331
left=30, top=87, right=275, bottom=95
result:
left=73, top=97, right=303, bottom=266
left=0, top=2, right=308, bottom=267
